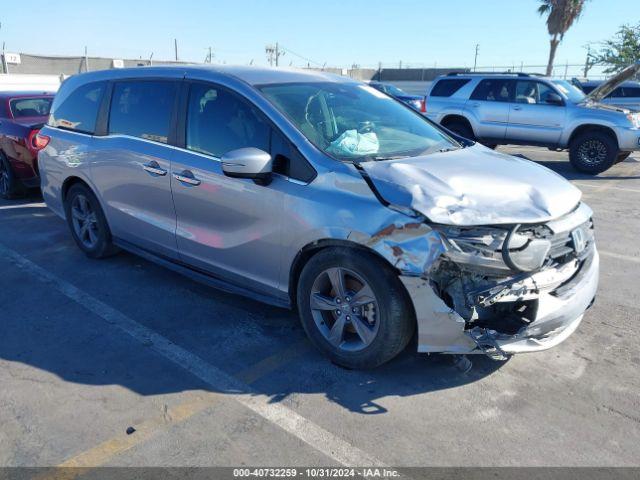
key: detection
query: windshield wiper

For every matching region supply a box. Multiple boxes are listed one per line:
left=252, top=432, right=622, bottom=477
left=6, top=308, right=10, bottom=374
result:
left=353, top=154, right=409, bottom=162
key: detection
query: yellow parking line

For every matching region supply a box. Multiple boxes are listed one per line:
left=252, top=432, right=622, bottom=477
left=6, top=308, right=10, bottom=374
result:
left=34, top=340, right=309, bottom=478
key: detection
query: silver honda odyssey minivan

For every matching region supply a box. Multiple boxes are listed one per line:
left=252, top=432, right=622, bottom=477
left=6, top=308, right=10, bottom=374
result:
left=38, top=66, right=599, bottom=368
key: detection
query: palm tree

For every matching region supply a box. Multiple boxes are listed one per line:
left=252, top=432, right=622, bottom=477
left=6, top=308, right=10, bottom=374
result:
left=538, top=0, right=588, bottom=76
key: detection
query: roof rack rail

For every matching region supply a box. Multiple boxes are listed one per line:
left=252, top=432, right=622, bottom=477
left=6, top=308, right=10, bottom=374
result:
left=446, top=71, right=533, bottom=77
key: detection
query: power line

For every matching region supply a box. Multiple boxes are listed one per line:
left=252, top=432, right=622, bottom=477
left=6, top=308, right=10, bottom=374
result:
left=277, top=44, right=323, bottom=67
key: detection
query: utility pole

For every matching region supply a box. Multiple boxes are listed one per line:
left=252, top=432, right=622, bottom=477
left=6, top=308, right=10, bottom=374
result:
left=473, top=44, right=479, bottom=72
left=149, top=52, right=154, bottom=66
left=583, top=45, right=592, bottom=78
left=1, top=22, right=7, bottom=75
left=265, top=43, right=284, bottom=67
left=174, top=39, right=178, bottom=61
left=84, top=46, right=89, bottom=72
left=205, top=46, right=214, bottom=63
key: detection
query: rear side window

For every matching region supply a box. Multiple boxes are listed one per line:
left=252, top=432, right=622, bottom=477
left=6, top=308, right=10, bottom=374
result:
left=186, top=83, right=270, bottom=157
left=430, top=79, right=470, bottom=97
left=49, top=82, right=106, bottom=134
left=10, top=97, right=52, bottom=118
left=109, top=81, right=177, bottom=144
left=609, top=88, right=624, bottom=98
left=622, top=87, right=640, bottom=97
left=470, top=79, right=513, bottom=102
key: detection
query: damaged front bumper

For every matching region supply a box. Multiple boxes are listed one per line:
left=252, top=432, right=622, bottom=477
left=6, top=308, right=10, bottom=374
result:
left=400, top=239, right=599, bottom=358
left=350, top=198, right=599, bottom=359
left=400, top=248, right=599, bottom=356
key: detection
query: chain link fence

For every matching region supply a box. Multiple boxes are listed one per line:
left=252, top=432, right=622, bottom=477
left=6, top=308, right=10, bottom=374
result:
left=0, top=52, right=194, bottom=76
left=0, top=52, right=623, bottom=83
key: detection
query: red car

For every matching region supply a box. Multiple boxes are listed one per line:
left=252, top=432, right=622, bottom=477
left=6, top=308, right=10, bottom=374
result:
left=0, top=92, right=54, bottom=198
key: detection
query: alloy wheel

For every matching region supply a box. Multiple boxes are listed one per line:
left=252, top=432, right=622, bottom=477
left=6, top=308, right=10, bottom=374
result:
left=71, top=194, right=99, bottom=249
left=309, top=267, right=380, bottom=352
left=578, top=139, right=608, bottom=166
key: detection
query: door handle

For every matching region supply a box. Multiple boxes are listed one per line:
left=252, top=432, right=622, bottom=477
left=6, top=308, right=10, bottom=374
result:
left=512, top=106, right=523, bottom=111
left=470, top=103, right=480, bottom=108
left=142, top=161, right=167, bottom=176
left=173, top=170, right=201, bottom=186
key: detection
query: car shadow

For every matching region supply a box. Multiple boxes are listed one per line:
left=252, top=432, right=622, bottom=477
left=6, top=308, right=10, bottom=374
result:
left=0, top=209, right=506, bottom=416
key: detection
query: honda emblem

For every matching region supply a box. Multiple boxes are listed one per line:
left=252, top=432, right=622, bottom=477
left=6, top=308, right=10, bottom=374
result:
left=571, top=227, right=586, bottom=254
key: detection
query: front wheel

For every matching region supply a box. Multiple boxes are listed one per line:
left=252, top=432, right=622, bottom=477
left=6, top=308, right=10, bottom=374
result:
left=297, top=248, right=415, bottom=369
left=569, top=131, right=618, bottom=174
left=64, top=183, right=119, bottom=259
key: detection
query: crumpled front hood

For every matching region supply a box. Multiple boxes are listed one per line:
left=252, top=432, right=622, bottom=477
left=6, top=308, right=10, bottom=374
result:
left=360, top=145, right=582, bottom=226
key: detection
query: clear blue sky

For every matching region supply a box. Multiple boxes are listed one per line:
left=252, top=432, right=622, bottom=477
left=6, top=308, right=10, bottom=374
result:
left=1, top=0, right=637, bottom=68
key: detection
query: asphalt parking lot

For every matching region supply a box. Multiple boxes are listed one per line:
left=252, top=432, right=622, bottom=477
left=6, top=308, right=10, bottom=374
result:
left=1, top=146, right=639, bottom=468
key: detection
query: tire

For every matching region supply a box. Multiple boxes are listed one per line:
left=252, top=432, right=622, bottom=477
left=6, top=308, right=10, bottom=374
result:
left=616, top=151, right=631, bottom=163
left=297, top=247, right=415, bottom=369
left=64, top=183, right=119, bottom=259
left=0, top=153, right=24, bottom=199
left=443, top=120, right=475, bottom=142
left=569, top=130, right=618, bottom=175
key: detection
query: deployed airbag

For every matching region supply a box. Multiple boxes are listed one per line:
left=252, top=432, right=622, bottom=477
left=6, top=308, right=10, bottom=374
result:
left=326, top=130, right=379, bottom=157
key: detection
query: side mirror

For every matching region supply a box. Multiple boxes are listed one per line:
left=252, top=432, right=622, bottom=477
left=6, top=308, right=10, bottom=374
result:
left=221, top=147, right=273, bottom=185
left=545, top=93, right=564, bottom=106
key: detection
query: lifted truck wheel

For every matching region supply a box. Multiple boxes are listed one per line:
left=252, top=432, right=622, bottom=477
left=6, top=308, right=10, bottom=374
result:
left=569, top=130, right=618, bottom=175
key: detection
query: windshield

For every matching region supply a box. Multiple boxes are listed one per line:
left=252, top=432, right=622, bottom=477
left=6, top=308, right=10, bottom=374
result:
left=259, top=82, right=459, bottom=161
left=10, top=97, right=53, bottom=118
left=551, top=80, right=586, bottom=103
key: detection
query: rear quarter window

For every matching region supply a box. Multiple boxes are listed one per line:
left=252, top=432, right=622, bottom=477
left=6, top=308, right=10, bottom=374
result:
left=49, top=81, right=106, bottom=134
left=430, top=79, right=470, bottom=97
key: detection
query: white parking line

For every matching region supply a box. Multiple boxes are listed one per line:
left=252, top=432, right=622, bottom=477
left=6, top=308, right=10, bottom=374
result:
left=573, top=182, right=640, bottom=194
left=0, top=242, right=386, bottom=468
left=0, top=202, right=48, bottom=210
left=599, top=250, right=640, bottom=264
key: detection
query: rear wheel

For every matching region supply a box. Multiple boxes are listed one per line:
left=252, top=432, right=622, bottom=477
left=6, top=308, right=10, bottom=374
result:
left=0, top=153, right=23, bottom=199
left=64, top=183, right=119, bottom=259
left=443, top=120, right=475, bottom=142
left=569, top=130, right=618, bottom=174
left=297, top=248, right=415, bottom=369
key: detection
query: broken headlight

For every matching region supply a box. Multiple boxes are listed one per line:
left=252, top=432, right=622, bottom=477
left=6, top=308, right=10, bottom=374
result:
left=437, top=225, right=551, bottom=274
